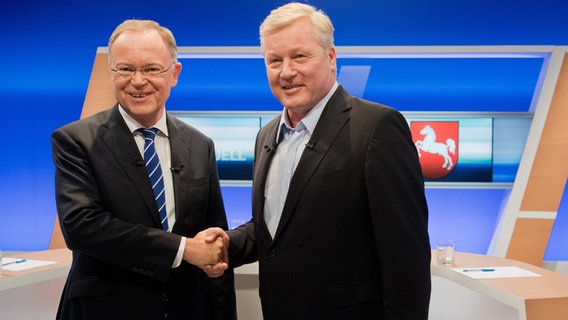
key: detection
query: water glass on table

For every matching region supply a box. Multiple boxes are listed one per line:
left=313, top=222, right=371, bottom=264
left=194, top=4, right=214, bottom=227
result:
left=436, top=240, right=455, bottom=265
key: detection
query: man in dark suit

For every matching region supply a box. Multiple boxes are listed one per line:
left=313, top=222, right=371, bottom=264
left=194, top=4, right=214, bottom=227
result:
left=51, top=19, right=236, bottom=319
left=225, top=3, right=431, bottom=319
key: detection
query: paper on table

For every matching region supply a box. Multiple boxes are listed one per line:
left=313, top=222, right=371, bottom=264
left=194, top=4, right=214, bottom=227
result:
left=452, top=266, right=542, bottom=279
left=2, top=258, right=56, bottom=271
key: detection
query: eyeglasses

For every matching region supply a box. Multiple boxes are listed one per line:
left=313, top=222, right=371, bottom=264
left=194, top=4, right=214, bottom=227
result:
left=110, top=62, right=176, bottom=78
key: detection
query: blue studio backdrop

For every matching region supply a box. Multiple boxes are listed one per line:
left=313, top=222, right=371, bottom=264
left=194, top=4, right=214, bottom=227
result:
left=1, top=0, right=567, bottom=260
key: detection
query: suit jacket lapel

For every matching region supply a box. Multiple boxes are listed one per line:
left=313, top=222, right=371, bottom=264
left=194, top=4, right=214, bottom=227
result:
left=100, top=105, right=162, bottom=228
left=167, top=115, right=190, bottom=230
left=274, top=87, right=351, bottom=240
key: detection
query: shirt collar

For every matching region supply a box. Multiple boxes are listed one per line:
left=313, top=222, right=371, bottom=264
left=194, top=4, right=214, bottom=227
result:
left=118, top=104, right=169, bottom=137
left=275, top=81, right=339, bottom=143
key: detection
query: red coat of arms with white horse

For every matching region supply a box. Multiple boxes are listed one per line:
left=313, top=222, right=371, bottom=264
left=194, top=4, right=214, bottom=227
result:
left=410, top=121, right=459, bottom=179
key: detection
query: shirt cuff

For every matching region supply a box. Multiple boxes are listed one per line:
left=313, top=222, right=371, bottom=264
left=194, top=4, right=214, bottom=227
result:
left=172, top=236, right=186, bottom=268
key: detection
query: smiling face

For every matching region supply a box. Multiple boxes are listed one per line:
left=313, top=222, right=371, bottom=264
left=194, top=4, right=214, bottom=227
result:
left=262, top=17, right=336, bottom=127
left=109, top=28, right=181, bottom=127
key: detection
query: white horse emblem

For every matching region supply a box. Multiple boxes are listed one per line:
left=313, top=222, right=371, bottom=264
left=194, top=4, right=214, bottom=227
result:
left=415, top=125, right=456, bottom=171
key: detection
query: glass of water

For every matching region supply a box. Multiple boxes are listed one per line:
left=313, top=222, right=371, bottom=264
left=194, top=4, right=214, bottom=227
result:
left=436, top=240, right=455, bottom=265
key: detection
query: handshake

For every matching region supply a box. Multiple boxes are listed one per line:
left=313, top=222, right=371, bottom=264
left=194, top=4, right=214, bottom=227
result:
left=183, top=227, right=230, bottom=278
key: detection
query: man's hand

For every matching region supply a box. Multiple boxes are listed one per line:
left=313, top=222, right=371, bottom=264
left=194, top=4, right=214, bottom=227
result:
left=204, top=227, right=229, bottom=249
left=183, top=228, right=229, bottom=278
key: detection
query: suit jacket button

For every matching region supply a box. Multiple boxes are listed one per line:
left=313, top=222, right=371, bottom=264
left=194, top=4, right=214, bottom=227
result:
left=269, top=250, right=277, bottom=258
left=160, top=293, right=168, bottom=302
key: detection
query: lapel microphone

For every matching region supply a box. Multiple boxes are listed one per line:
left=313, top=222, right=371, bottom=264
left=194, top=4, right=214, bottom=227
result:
left=170, top=165, right=184, bottom=174
left=264, top=143, right=278, bottom=153
left=135, top=158, right=145, bottom=167
left=305, top=140, right=316, bottom=150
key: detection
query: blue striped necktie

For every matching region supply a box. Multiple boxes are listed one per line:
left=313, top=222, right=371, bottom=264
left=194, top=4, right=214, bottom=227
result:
left=139, top=128, right=169, bottom=231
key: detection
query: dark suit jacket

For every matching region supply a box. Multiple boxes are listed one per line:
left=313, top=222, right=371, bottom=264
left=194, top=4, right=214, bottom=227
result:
left=228, top=86, right=431, bottom=319
left=52, top=104, right=236, bottom=320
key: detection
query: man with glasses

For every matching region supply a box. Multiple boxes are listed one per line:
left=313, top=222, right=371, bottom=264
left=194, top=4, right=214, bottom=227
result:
left=51, top=19, right=236, bottom=320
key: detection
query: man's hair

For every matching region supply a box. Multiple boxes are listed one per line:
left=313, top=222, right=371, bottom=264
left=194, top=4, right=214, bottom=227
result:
left=108, top=19, right=178, bottom=61
left=259, top=2, right=334, bottom=52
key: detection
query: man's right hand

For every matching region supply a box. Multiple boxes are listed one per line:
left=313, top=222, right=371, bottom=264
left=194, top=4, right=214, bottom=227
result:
left=183, top=228, right=229, bottom=278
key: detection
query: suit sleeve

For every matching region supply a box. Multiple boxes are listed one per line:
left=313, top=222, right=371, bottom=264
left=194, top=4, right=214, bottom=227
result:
left=366, top=109, right=431, bottom=319
left=51, top=126, right=181, bottom=282
left=227, top=220, right=258, bottom=267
